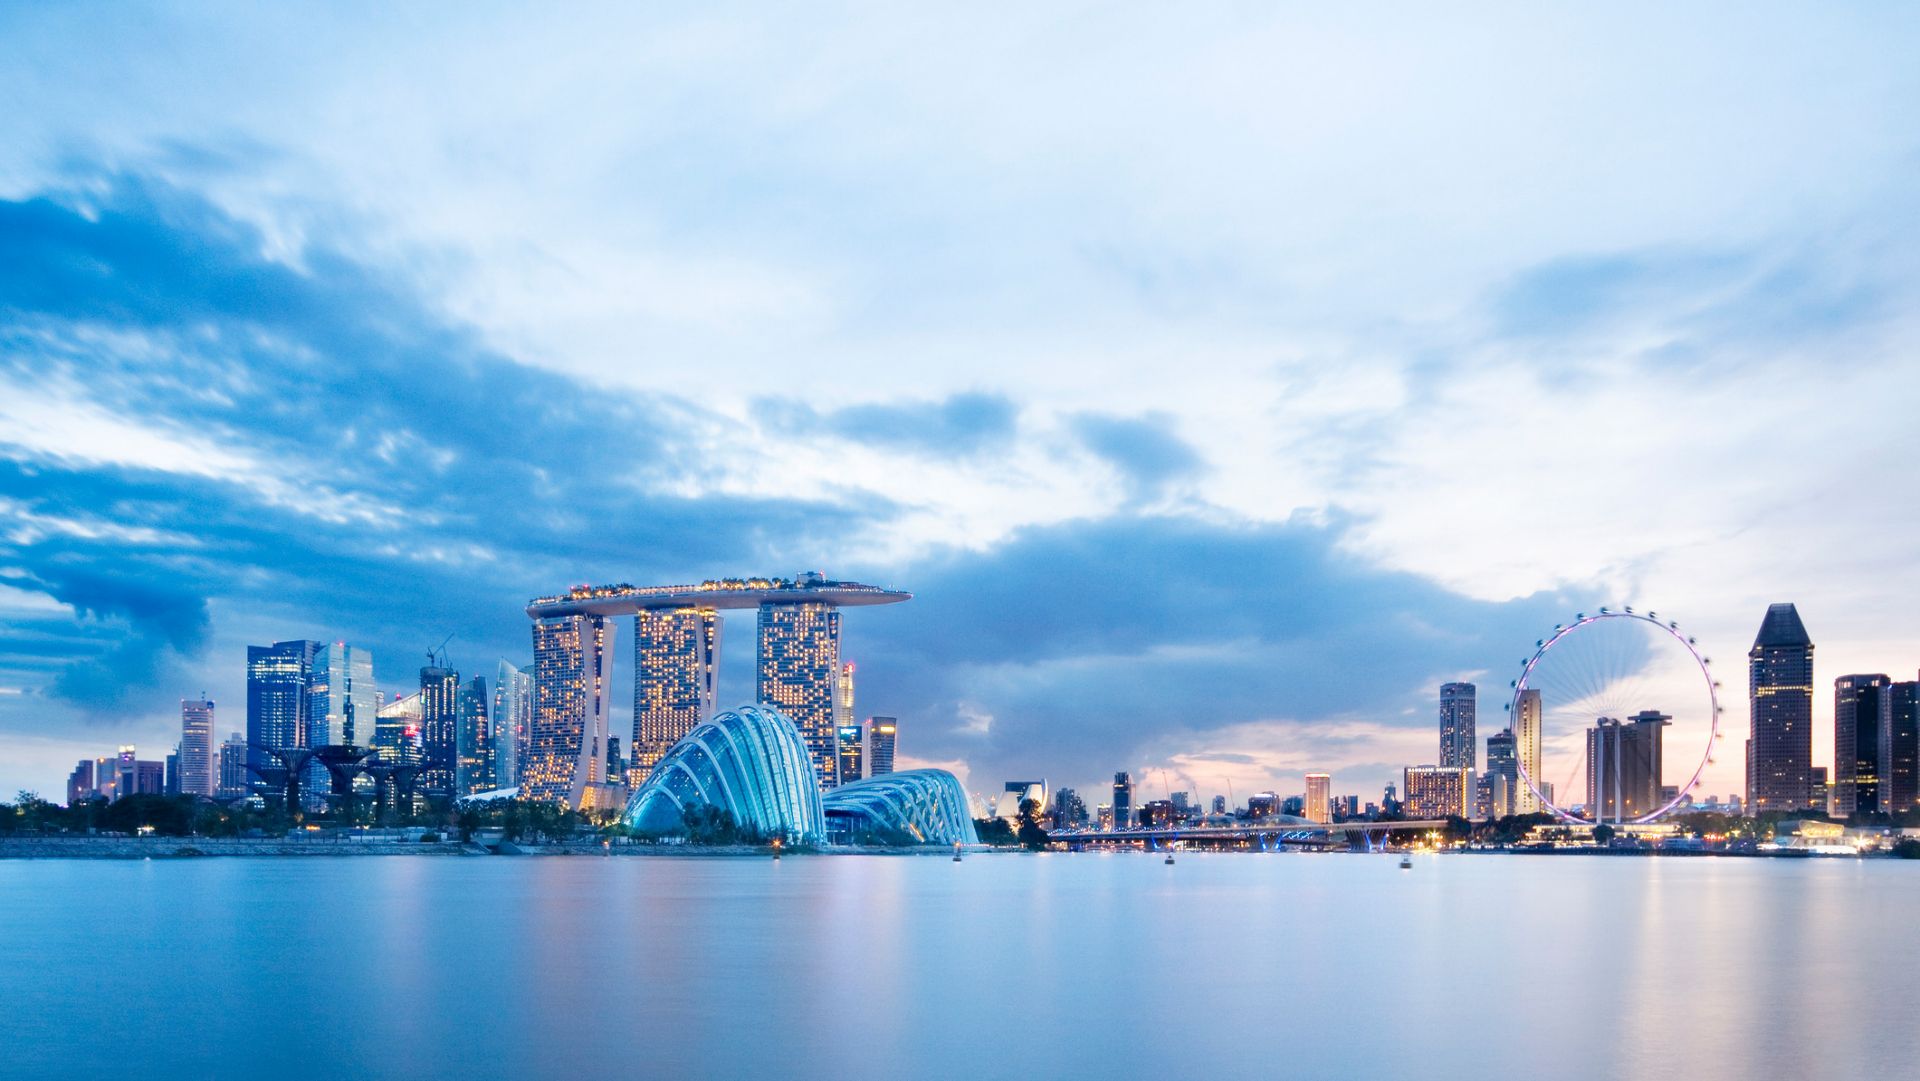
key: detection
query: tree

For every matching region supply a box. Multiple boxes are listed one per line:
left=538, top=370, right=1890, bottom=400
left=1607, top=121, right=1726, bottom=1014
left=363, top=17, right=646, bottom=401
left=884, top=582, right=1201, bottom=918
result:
left=1592, top=823, right=1616, bottom=846
left=1016, top=797, right=1050, bottom=850
left=974, top=817, right=1015, bottom=846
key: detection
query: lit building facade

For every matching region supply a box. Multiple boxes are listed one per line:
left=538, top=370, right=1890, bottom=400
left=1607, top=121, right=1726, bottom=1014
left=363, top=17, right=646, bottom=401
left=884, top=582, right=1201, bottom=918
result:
left=1514, top=688, right=1543, bottom=814
left=1834, top=674, right=1890, bottom=815
left=1748, top=603, right=1815, bottom=813
left=419, top=665, right=460, bottom=796
left=1402, top=765, right=1470, bottom=818
left=374, top=692, right=423, bottom=766
left=757, top=601, right=842, bottom=788
left=1305, top=772, right=1331, bottom=824
left=525, top=614, right=613, bottom=807
left=179, top=698, right=216, bottom=798
left=491, top=661, right=532, bottom=789
left=631, top=608, right=721, bottom=788
left=836, top=723, right=863, bottom=785
left=310, top=643, right=378, bottom=748
left=246, top=640, right=318, bottom=776
left=869, top=717, right=897, bottom=776
left=1440, top=682, right=1477, bottom=771
left=1112, top=771, right=1135, bottom=829
left=624, top=705, right=827, bottom=843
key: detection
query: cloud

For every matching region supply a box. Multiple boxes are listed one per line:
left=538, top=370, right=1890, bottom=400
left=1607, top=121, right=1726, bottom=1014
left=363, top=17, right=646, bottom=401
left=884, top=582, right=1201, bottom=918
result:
left=754, top=392, right=1018, bottom=458
left=0, top=176, right=884, bottom=714
left=841, top=513, right=1594, bottom=796
left=1068, top=412, right=1204, bottom=501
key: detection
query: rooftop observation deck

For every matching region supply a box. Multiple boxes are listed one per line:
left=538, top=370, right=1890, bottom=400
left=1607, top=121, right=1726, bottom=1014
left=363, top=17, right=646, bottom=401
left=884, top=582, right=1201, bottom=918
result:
left=526, top=574, right=911, bottom=619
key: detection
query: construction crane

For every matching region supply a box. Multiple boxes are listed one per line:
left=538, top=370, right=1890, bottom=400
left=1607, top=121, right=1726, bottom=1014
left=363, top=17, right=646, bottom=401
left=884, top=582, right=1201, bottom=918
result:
left=426, top=633, right=453, bottom=670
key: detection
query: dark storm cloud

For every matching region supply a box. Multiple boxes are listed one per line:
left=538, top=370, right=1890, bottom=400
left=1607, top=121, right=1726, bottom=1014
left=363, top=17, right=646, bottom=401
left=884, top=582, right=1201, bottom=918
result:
left=753, top=392, right=1018, bottom=457
left=842, top=513, right=1592, bottom=786
left=0, top=176, right=882, bottom=713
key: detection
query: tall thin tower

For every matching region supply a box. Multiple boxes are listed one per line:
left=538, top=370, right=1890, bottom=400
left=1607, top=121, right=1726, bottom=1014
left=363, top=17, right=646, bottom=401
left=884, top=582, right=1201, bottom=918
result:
left=1748, top=603, right=1815, bottom=814
left=1513, top=688, right=1542, bottom=813
left=179, top=698, right=216, bottom=798
left=1440, top=682, right=1477, bottom=771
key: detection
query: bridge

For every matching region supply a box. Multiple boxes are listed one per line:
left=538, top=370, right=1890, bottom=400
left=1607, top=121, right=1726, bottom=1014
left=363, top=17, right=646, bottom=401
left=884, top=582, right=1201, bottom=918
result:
left=1048, top=819, right=1452, bottom=851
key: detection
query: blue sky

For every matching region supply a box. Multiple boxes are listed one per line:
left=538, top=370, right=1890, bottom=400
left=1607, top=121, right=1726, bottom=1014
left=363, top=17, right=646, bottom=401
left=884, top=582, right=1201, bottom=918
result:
left=3, top=4, right=1918, bottom=804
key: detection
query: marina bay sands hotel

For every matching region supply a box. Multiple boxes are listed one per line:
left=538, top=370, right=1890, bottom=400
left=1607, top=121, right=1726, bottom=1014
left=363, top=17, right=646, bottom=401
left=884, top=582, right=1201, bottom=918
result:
left=521, top=572, right=910, bottom=808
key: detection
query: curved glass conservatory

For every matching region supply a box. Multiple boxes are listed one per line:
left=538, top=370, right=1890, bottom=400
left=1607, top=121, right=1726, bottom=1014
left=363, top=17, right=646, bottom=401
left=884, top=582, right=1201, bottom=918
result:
left=623, top=704, right=827, bottom=844
left=823, top=769, right=978, bottom=846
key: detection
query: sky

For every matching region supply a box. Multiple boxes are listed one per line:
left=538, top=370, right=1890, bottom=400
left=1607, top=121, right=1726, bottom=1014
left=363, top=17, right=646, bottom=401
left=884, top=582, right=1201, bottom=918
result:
left=2, top=3, right=1918, bottom=807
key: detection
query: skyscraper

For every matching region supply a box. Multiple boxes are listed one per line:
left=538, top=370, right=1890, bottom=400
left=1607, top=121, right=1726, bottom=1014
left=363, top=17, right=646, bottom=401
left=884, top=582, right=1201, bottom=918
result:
left=218, top=732, right=249, bottom=799
left=757, top=601, right=843, bottom=788
left=632, top=608, right=720, bottom=788
left=1440, top=682, right=1477, bottom=772
left=66, top=760, right=94, bottom=807
left=1884, top=682, right=1920, bottom=815
left=1486, top=728, right=1518, bottom=818
left=492, top=661, right=532, bottom=789
left=1748, top=603, right=1815, bottom=814
left=375, top=692, right=423, bottom=765
left=835, top=661, right=855, bottom=731
left=419, top=665, right=460, bottom=796
left=310, top=643, right=378, bottom=748
left=1834, top=674, right=1891, bottom=816
left=1305, top=773, right=1331, bottom=824
left=456, top=674, right=492, bottom=795
left=1112, top=771, right=1135, bottom=829
left=836, top=723, right=863, bottom=785
left=1514, top=688, right=1542, bottom=813
left=525, top=614, right=612, bottom=807
left=868, top=717, right=897, bottom=776
left=246, top=640, right=318, bottom=776
left=179, top=697, right=216, bottom=798
left=1585, top=711, right=1668, bottom=822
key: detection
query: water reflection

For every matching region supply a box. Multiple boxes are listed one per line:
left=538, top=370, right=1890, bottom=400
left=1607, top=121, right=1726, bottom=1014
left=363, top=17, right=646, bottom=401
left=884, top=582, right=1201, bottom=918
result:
left=2, top=853, right=1916, bottom=1080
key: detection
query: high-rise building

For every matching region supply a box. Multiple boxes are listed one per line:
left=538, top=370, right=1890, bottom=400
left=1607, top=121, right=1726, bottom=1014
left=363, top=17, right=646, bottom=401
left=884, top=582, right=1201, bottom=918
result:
left=165, top=750, right=180, bottom=795
left=836, top=723, right=863, bottom=785
left=1485, top=728, right=1518, bottom=818
left=1052, top=787, right=1087, bottom=828
left=1305, top=773, right=1331, bottom=824
left=757, top=601, right=843, bottom=788
left=525, top=614, right=613, bottom=807
left=419, top=666, right=460, bottom=796
left=456, top=674, right=493, bottom=795
left=835, top=661, right=855, bottom=728
left=1211, top=795, right=1227, bottom=815
left=1585, top=711, right=1669, bottom=823
left=1402, top=765, right=1470, bottom=818
left=1112, top=771, right=1135, bottom=829
left=1811, top=766, right=1831, bottom=816
left=631, top=608, right=720, bottom=788
left=178, top=697, right=216, bottom=798
left=1440, top=683, right=1477, bottom=771
left=1834, top=674, right=1890, bottom=816
left=1514, top=688, right=1543, bottom=813
left=310, top=643, right=377, bottom=748
left=218, top=732, right=249, bottom=799
left=246, top=640, right=319, bottom=776
left=869, top=717, right=897, bottom=776
left=375, top=692, right=424, bottom=766
left=1748, top=603, right=1815, bottom=814
left=1884, top=682, right=1920, bottom=814
left=66, top=760, right=94, bottom=807
left=491, top=661, right=532, bottom=789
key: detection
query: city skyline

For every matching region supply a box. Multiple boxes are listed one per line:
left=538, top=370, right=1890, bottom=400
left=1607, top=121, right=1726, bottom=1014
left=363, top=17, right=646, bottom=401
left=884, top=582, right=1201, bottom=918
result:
left=4, top=7, right=1920, bottom=805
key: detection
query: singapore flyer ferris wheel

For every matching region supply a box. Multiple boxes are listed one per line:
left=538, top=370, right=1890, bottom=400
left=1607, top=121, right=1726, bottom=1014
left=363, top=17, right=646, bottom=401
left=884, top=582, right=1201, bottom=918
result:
left=1507, top=607, right=1723, bottom=826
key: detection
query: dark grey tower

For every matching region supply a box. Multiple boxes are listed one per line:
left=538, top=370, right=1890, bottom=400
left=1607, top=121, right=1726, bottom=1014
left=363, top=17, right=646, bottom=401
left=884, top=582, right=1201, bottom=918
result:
left=1834, top=674, right=1890, bottom=816
left=1440, top=682, right=1477, bottom=772
left=1747, top=603, right=1814, bottom=814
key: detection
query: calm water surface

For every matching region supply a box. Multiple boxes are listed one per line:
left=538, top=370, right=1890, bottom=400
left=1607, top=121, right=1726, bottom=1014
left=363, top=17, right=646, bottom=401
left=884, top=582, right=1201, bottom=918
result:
left=2, top=851, right=1914, bottom=1080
